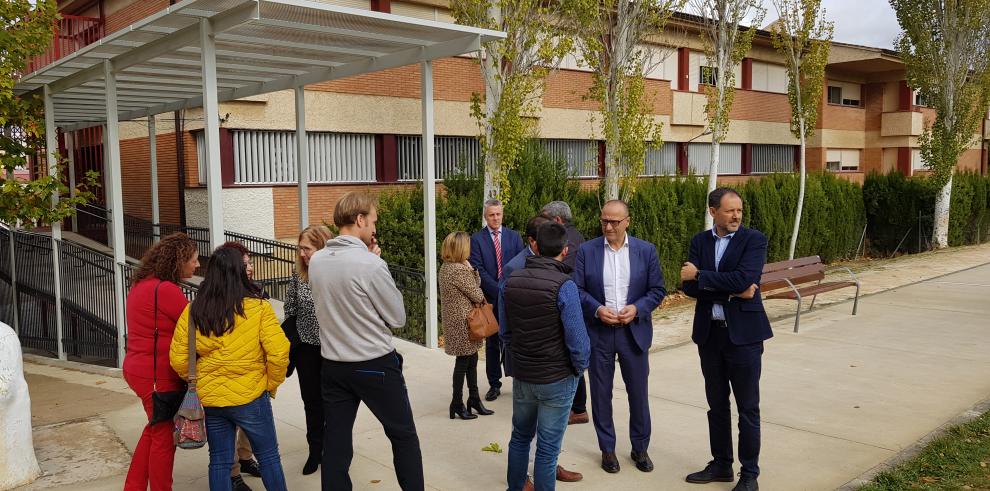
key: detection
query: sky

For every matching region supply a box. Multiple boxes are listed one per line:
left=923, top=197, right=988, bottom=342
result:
left=778, top=0, right=901, bottom=49
left=705, top=0, right=901, bottom=50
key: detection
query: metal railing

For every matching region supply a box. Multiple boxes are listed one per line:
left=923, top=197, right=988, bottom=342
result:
left=223, top=231, right=295, bottom=301
left=4, top=218, right=429, bottom=366
left=388, top=264, right=427, bottom=345
left=25, top=15, right=104, bottom=74
left=57, top=239, right=118, bottom=366
left=9, top=230, right=58, bottom=357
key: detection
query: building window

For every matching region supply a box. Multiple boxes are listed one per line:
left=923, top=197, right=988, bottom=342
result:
left=688, top=143, right=742, bottom=175
left=826, top=148, right=861, bottom=172
left=397, top=136, right=481, bottom=180
left=827, top=81, right=861, bottom=107
left=539, top=139, right=598, bottom=177
left=827, top=86, right=842, bottom=105
left=913, top=89, right=930, bottom=108
left=751, top=61, right=788, bottom=94
left=197, top=130, right=377, bottom=184
left=643, top=144, right=677, bottom=176
left=195, top=131, right=207, bottom=184
left=911, top=148, right=930, bottom=170
left=700, top=66, right=719, bottom=86
left=752, top=144, right=795, bottom=173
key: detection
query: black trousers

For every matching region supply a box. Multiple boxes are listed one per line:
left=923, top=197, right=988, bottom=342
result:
left=485, top=334, right=503, bottom=389
left=698, top=322, right=764, bottom=478
left=293, top=343, right=325, bottom=454
left=572, top=375, right=588, bottom=414
left=321, top=351, right=424, bottom=491
left=452, top=353, right=479, bottom=402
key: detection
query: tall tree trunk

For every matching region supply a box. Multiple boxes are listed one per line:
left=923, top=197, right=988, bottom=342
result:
left=705, top=141, right=721, bottom=230
left=604, top=84, right=622, bottom=200
left=789, top=126, right=807, bottom=259
left=933, top=173, right=952, bottom=248
left=481, top=4, right=502, bottom=201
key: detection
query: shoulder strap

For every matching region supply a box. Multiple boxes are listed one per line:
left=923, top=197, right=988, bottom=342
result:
left=152, top=280, right=162, bottom=391
left=187, top=300, right=197, bottom=386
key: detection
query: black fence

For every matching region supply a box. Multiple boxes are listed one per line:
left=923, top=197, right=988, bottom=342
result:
left=10, top=230, right=59, bottom=357
left=3, top=218, right=430, bottom=368
left=58, top=239, right=119, bottom=366
left=0, top=226, right=16, bottom=330
left=388, top=264, right=427, bottom=345
left=224, top=231, right=295, bottom=301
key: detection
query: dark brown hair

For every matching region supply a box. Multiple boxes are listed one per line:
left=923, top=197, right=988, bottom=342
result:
left=133, top=233, right=199, bottom=284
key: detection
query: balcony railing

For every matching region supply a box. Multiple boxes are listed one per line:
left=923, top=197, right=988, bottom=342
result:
left=25, top=14, right=104, bottom=74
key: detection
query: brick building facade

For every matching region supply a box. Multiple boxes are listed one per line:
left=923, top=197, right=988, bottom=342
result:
left=48, top=0, right=990, bottom=239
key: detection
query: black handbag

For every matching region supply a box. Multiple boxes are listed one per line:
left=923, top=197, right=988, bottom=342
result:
left=149, top=281, right=186, bottom=425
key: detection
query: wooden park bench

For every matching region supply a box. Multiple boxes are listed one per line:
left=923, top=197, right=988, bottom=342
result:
left=759, top=256, right=860, bottom=333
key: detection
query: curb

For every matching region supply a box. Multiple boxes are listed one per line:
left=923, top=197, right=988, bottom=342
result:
left=837, top=396, right=990, bottom=490
left=23, top=353, right=123, bottom=379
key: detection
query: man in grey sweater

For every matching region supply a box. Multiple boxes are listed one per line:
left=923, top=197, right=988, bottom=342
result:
left=308, top=191, right=423, bottom=491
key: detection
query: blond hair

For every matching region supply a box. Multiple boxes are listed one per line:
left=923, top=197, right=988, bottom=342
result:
left=441, top=231, right=471, bottom=263
left=297, top=225, right=334, bottom=281
left=333, top=192, right=377, bottom=228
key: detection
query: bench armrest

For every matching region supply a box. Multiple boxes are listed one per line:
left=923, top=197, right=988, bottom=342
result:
left=825, top=265, right=860, bottom=286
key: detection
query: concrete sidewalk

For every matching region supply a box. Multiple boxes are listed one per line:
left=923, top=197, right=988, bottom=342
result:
left=22, top=262, right=990, bottom=490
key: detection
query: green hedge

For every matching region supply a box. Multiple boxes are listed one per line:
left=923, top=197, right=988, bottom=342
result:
left=377, top=145, right=866, bottom=289
left=863, top=171, right=990, bottom=255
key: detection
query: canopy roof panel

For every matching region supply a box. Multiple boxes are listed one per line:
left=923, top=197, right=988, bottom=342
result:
left=13, top=0, right=503, bottom=130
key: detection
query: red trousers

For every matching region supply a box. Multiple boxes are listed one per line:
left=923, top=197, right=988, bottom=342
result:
left=123, top=372, right=183, bottom=491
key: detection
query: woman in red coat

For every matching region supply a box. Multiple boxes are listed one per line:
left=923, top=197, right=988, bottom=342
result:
left=122, top=233, right=200, bottom=491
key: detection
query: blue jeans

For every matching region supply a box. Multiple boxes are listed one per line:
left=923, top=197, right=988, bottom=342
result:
left=205, top=394, right=287, bottom=491
left=507, top=376, right=578, bottom=491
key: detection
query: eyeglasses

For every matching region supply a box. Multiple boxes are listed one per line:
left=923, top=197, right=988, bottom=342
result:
left=600, top=217, right=629, bottom=228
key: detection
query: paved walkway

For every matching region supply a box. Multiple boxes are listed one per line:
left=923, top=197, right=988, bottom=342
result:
left=20, top=260, right=990, bottom=490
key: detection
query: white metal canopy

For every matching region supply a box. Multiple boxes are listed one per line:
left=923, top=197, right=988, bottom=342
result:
left=14, top=0, right=503, bottom=130
left=12, top=0, right=501, bottom=359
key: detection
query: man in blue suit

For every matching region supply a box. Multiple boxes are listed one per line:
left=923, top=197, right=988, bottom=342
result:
left=573, top=200, right=666, bottom=475
left=681, top=188, right=772, bottom=491
left=470, top=198, right=524, bottom=402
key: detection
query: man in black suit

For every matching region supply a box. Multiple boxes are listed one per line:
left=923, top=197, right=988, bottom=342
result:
left=470, top=198, right=524, bottom=402
left=680, top=188, right=772, bottom=491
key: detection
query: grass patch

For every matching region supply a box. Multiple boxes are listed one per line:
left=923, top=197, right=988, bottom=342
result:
left=860, top=409, right=990, bottom=490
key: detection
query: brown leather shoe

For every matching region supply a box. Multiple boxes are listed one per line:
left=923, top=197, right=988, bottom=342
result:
left=568, top=411, right=589, bottom=425
left=556, top=465, right=583, bottom=482
left=522, top=476, right=535, bottom=491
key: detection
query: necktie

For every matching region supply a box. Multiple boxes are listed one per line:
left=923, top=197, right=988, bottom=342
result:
left=493, top=230, right=503, bottom=279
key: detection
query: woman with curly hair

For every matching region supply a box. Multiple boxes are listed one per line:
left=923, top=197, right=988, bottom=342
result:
left=122, top=233, right=200, bottom=491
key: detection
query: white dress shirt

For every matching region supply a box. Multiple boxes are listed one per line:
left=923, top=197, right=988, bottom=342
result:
left=602, top=234, right=631, bottom=313
left=711, top=229, right=735, bottom=321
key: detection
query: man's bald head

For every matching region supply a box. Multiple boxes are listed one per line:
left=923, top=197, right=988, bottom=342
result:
left=602, top=200, right=629, bottom=216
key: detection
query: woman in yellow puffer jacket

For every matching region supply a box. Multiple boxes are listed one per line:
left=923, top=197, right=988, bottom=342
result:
left=170, top=247, right=291, bottom=491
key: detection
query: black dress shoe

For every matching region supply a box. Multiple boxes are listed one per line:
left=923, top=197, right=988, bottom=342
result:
left=685, top=461, right=734, bottom=483
left=239, top=458, right=262, bottom=477
left=601, top=451, right=620, bottom=473
left=630, top=450, right=654, bottom=472
left=231, top=475, right=253, bottom=491
left=485, top=387, right=500, bottom=401
left=732, top=475, right=758, bottom=491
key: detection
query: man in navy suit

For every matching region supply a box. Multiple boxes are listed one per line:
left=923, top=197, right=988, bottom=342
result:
left=681, top=188, right=772, bottom=491
left=470, top=198, right=524, bottom=402
left=573, top=200, right=666, bottom=475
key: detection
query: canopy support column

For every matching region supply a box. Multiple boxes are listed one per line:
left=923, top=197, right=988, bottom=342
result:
left=149, top=114, right=161, bottom=241
left=200, top=17, right=224, bottom=250
left=103, top=61, right=128, bottom=368
left=44, top=85, right=66, bottom=361
left=295, top=86, right=309, bottom=229
left=421, top=60, right=438, bottom=349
